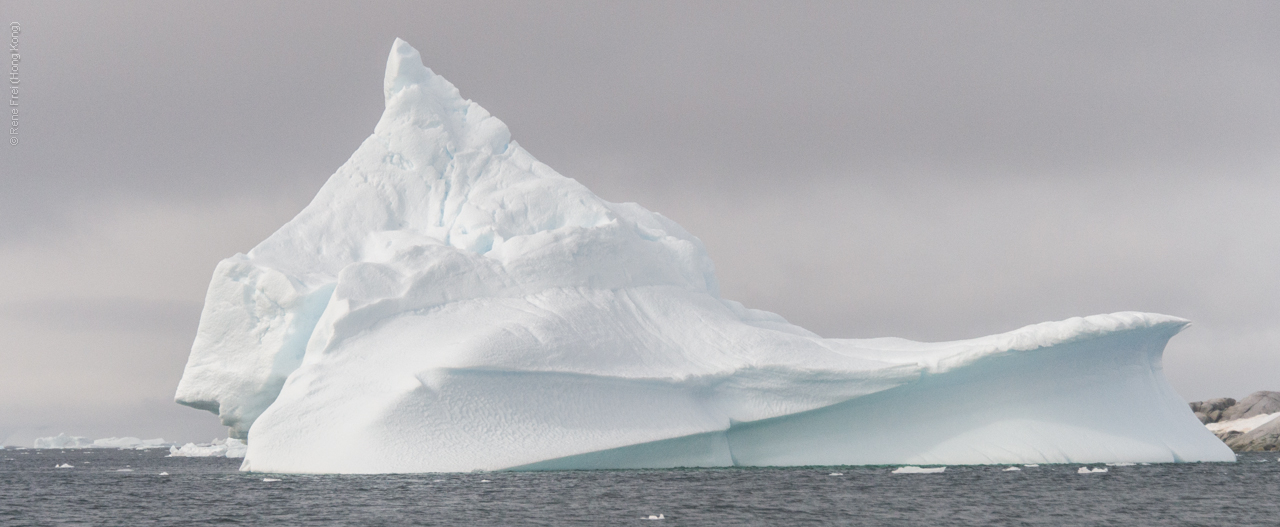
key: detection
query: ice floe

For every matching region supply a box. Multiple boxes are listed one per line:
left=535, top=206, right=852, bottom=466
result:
left=892, top=466, right=946, bottom=474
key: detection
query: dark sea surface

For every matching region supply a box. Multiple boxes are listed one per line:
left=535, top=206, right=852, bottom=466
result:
left=1, top=448, right=1278, bottom=526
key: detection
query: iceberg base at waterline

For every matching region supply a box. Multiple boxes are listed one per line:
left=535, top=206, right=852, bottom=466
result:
left=175, top=38, right=1233, bottom=473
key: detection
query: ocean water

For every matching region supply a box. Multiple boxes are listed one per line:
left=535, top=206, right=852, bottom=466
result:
left=2, top=449, right=1277, bottom=526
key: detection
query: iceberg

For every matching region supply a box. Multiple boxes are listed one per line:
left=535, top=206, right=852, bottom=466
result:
left=90, top=437, right=170, bottom=449
left=32, top=434, right=170, bottom=450
left=33, top=434, right=92, bottom=449
left=174, top=38, right=1233, bottom=473
left=168, top=438, right=248, bottom=458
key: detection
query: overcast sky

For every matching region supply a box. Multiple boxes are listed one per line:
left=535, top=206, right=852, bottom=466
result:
left=1, top=1, right=1277, bottom=445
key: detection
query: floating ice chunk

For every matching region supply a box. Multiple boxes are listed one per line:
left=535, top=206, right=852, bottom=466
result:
left=828, top=472, right=844, bottom=476
left=116, top=469, right=133, bottom=472
left=262, top=478, right=281, bottom=482
left=158, top=472, right=169, bottom=476
left=1003, top=467, right=1021, bottom=471
left=55, top=463, right=73, bottom=468
left=480, top=479, right=490, bottom=483
left=892, top=466, right=945, bottom=474
left=1077, top=467, right=1108, bottom=474
left=643, top=514, right=665, bottom=520
left=1023, top=464, right=1039, bottom=467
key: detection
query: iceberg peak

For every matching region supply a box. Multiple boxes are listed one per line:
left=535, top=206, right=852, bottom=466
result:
left=383, top=38, right=435, bottom=103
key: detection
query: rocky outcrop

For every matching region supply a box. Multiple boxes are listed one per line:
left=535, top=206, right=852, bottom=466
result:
left=1189, top=397, right=1236, bottom=424
left=1189, top=391, right=1280, bottom=452
left=1220, top=391, right=1280, bottom=421
left=1220, top=417, right=1280, bottom=452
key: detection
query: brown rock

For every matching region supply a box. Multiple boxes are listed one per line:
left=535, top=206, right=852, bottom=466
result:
left=1188, top=397, right=1237, bottom=423
left=1220, top=391, right=1280, bottom=422
left=1224, top=416, right=1280, bottom=452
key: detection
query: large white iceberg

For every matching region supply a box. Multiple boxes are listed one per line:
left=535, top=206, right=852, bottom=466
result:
left=174, top=39, right=1233, bottom=473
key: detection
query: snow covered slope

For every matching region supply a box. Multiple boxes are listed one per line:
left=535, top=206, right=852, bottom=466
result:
left=175, top=39, right=1233, bottom=473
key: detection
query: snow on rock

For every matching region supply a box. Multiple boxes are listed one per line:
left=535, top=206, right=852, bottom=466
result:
left=1219, top=415, right=1280, bottom=452
left=168, top=438, right=247, bottom=458
left=175, top=38, right=1234, bottom=473
left=1207, top=413, right=1280, bottom=435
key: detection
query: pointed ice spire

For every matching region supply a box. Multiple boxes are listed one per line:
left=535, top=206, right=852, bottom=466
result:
left=384, top=38, right=435, bottom=103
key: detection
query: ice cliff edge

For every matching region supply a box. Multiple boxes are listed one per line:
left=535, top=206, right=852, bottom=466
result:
left=175, top=39, right=1233, bottom=473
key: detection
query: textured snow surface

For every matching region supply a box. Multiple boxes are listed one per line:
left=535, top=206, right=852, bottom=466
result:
left=175, top=39, right=1233, bottom=473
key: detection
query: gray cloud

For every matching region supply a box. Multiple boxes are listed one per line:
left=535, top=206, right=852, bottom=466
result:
left=2, top=0, right=1278, bottom=442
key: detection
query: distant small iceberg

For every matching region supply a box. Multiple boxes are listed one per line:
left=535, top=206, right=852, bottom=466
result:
left=1077, top=467, right=1108, bottom=474
left=33, top=433, right=171, bottom=450
left=167, top=438, right=247, bottom=458
left=34, top=434, right=91, bottom=448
